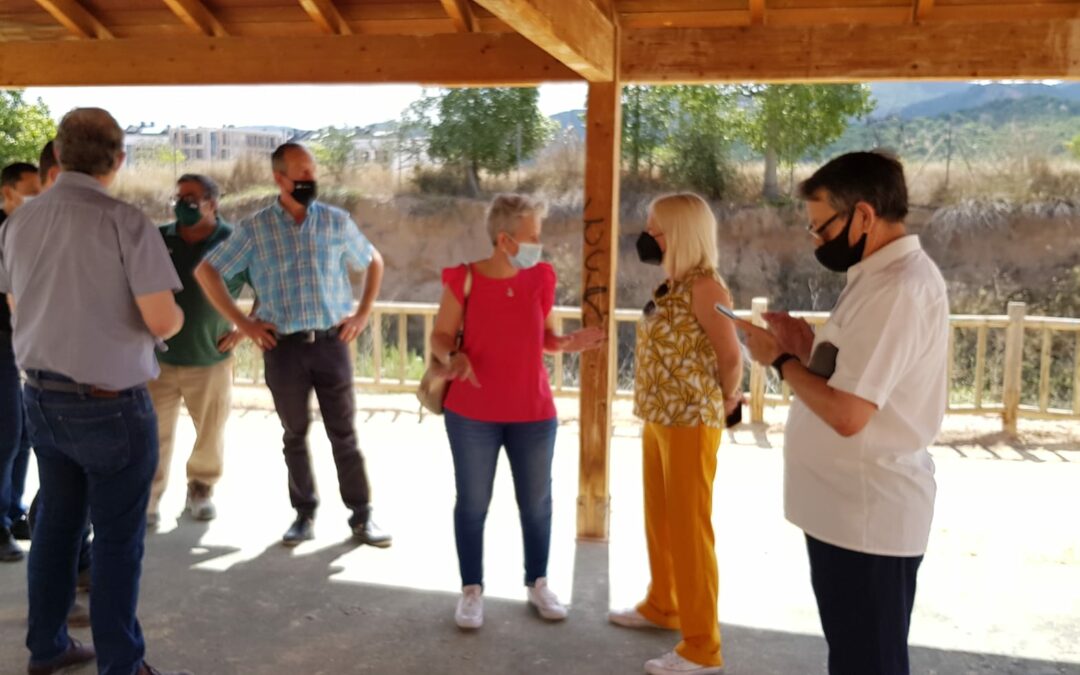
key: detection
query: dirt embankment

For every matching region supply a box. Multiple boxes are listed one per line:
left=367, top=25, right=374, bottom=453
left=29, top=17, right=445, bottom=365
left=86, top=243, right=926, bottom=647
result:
left=222, top=193, right=1080, bottom=315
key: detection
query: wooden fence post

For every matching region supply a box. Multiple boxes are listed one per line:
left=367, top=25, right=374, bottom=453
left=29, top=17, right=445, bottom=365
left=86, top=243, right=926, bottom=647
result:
left=749, top=297, right=768, bottom=423
left=1002, top=301, right=1026, bottom=435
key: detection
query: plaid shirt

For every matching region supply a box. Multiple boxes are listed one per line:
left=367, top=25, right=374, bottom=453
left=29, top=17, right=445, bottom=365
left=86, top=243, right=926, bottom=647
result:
left=203, top=199, right=375, bottom=334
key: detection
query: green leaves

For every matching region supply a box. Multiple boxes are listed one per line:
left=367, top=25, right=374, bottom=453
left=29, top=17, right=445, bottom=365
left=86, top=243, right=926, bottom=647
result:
left=406, top=87, right=554, bottom=194
left=310, top=126, right=357, bottom=182
left=0, top=90, right=56, bottom=168
left=619, top=84, right=874, bottom=200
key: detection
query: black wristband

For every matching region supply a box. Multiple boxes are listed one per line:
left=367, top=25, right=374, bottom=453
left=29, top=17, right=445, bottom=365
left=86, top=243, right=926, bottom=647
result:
left=772, top=353, right=797, bottom=380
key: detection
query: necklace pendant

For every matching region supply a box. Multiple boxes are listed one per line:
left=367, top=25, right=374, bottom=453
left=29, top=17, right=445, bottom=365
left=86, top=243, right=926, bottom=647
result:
left=507, top=287, right=514, bottom=298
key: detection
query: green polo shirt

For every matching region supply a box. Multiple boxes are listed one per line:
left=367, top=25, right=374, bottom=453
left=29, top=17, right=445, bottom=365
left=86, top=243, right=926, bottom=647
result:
left=158, top=218, right=250, bottom=368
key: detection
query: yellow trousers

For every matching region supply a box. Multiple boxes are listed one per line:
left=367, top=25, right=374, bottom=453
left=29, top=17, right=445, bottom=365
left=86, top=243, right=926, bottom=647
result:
left=636, top=422, right=723, bottom=668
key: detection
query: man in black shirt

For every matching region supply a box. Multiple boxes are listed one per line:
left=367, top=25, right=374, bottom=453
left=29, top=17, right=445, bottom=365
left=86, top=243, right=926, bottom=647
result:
left=0, top=161, right=41, bottom=561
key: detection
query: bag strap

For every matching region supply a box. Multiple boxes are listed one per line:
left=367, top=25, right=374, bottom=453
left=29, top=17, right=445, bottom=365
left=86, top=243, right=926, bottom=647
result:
left=454, top=263, right=473, bottom=350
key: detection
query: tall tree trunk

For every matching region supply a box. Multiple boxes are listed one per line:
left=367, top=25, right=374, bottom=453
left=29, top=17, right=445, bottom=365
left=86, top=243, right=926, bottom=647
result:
left=763, top=145, right=780, bottom=200
left=466, top=161, right=481, bottom=197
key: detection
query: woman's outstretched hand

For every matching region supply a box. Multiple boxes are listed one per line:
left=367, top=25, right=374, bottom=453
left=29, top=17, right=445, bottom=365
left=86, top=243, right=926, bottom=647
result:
left=558, top=326, right=607, bottom=353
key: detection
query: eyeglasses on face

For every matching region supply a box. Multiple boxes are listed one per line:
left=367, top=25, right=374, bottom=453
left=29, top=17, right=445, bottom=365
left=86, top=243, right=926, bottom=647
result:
left=806, top=210, right=852, bottom=241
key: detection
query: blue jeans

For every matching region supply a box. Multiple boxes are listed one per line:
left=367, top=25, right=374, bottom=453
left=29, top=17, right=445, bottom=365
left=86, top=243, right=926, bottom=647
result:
left=444, top=410, right=557, bottom=587
left=0, top=334, right=30, bottom=529
left=23, top=376, right=158, bottom=675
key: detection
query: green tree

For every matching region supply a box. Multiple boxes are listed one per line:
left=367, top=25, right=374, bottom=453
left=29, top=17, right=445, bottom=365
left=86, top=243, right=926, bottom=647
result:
left=0, top=90, right=56, bottom=167
left=622, top=85, right=675, bottom=179
left=659, top=86, right=740, bottom=200
left=740, top=84, right=875, bottom=200
left=413, top=88, right=554, bottom=195
left=311, top=126, right=356, bottom=182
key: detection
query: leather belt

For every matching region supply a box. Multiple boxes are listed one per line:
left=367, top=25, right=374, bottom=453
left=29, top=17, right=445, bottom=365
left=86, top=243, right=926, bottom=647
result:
left=279, top=327, right=339, bottom=344
left=24, top=370, right=128, bottom=399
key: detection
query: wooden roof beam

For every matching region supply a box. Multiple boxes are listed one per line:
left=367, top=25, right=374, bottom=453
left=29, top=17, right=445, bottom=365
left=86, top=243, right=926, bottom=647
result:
left=913, top=0, right=934, bottom=23
left=749, top=0, right=766, bottom=26
left=299, top=0, right=352, bottom=36
left=32, top=0, right=113, bottom=39
left=162, top=0, right=229, bottom=37
left=0, top=33, right=579, bottom=86
left=621, top=20, right=1080, bottom=83
left=471, top=0, right=615, bottom=81
left=440, top=0, right=476, bottom=32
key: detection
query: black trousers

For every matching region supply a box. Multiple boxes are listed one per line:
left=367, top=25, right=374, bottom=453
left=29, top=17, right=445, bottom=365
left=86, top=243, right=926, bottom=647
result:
left=264, top=334, right=370, bottom=523
left=806, top=534, right=923, bottom=675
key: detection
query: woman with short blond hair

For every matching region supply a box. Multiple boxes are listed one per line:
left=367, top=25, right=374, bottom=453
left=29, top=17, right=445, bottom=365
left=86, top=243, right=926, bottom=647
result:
left=610, top=193, right=743, bottom=675
left=430, top=193, right=604, bottom=630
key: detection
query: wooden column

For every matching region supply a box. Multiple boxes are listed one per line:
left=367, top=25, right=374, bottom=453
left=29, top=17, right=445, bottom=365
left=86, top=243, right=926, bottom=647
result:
left=578, top=75, right=621, bottom=541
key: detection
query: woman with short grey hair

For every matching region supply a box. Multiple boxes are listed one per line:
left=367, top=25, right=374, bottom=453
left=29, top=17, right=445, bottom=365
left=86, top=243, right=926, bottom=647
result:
left=430, top=193, right=604, bottom=630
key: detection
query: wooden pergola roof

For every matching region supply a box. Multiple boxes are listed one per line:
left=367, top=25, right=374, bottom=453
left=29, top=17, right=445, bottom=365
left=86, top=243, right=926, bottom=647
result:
left=0, top=0, right=1077, bottom=86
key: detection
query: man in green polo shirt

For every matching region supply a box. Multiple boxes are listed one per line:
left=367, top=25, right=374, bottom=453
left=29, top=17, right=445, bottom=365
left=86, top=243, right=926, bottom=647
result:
left=148, top=174, right=249, bottom=529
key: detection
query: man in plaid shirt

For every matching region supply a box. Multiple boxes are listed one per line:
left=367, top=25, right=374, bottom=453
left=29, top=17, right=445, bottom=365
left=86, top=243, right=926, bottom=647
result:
left=195, top=142, right=391, bottom=548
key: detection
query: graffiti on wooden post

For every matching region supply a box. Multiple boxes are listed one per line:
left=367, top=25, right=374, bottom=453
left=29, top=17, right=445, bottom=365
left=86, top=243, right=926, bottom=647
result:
left=582, top=196, right=609, bottom=326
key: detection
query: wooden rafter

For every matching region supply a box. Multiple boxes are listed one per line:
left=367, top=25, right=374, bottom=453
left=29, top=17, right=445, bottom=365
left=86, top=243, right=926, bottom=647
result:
left=439, top=0, right=476, bottom=32
left=32, top=0, right=113, bottom=39
left=162, top=0, right=228, bottom=37
left=0, top=33, right=579, bottom=86
left=621, top=20, right=1080, bottom=83
left=749, top=0, right=766, bottom=25
left=472, top=0, right=615, bottom=81
left=913, top=0, right=934, bottom=22
left=298, top=0, right=352, bottom=36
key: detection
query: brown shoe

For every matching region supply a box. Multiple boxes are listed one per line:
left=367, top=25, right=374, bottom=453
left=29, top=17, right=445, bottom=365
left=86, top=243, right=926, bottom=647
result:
left=27, top=638, right=95, bottom=675
left=67, top=600, right=90, bottom=628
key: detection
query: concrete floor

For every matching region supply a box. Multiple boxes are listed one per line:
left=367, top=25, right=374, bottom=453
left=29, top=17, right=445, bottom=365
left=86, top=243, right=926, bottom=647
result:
left=1, top=394, right=1078, bottom=675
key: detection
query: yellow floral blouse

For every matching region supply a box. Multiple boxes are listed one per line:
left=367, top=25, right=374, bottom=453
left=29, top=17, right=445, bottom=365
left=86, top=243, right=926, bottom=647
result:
left=634, top=267, right=728, bottom=429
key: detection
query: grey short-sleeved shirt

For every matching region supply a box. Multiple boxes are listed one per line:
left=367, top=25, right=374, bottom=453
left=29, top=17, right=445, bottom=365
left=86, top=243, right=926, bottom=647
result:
left=0, top=172, right=181, bottom=390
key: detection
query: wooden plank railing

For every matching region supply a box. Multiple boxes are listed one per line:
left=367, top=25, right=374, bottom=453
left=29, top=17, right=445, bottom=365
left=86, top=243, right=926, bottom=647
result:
left=230, top=299, right=1079, bottom=433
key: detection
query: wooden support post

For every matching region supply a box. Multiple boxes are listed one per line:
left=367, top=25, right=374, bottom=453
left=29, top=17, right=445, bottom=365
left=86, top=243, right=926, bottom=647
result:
left=1002, top=301, right=1026, bottom=435
left=749, top=297, right=768, bottom=423
left=578, top=70, right=621, bottom=541
left=372, top=309, right=384, bottom=385
left=974, top=325, right=987, bottom=410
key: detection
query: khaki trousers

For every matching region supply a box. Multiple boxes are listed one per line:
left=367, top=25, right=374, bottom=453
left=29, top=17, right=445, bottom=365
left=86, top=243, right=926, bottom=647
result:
left=147, top=358, right=233, bottom=514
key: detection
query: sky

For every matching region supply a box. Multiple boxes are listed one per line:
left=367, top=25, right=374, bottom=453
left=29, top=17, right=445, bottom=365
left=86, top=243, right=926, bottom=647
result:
left=23, top=83, right=588, bottom=131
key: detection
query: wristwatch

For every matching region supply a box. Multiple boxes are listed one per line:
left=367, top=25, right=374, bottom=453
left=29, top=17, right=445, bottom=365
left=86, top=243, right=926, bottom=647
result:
left=771, top=353, right=797, bottom=380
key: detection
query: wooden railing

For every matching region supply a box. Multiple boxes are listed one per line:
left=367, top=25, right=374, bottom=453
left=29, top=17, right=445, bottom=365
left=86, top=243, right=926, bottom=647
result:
left=230, top=299, right=1079, bottom=433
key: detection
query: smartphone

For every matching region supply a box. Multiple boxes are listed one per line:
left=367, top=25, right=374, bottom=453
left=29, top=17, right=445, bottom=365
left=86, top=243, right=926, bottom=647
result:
left=725, top=403, right=742, bottom=428
left=714, top=303, right=739, bottom=322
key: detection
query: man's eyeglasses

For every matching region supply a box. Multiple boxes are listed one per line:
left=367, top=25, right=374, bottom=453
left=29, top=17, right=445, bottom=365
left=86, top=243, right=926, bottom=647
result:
left=643, top=282, right=670, bottom=316
left=807, top=211, right=846, bottom=240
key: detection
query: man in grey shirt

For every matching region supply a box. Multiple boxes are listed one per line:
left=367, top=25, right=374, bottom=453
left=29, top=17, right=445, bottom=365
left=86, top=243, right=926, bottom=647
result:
left=0, top=108, right=189, bottom=675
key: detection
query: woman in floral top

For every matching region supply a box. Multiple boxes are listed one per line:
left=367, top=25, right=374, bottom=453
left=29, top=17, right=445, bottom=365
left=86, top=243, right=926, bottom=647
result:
left=610, top=193, right=743, bottom=675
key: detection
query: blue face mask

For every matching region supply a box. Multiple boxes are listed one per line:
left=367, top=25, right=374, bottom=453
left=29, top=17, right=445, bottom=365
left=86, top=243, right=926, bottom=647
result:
left=508, top=240, right=543, bottom=269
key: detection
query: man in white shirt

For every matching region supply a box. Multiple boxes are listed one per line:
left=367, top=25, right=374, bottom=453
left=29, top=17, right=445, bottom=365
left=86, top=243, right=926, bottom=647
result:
left=739, top=151, right=949, bottom=675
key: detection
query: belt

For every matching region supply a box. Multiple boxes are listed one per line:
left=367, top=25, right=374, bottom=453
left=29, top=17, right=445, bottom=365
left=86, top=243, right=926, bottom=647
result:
left=24, top=370, right=131, bottom=399
left=278, top=327, right=339, bottom=344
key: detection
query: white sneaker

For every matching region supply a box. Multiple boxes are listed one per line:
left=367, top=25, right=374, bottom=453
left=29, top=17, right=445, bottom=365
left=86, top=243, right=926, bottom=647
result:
left=186, top=482, right=217, bottom=521
left=455, top=585, right=483, bottom=629
left=645, top=650, right=724, bottom=674
left=526, top=577, right=568, bottom=621
left=609, top=607, right=669, bottom=629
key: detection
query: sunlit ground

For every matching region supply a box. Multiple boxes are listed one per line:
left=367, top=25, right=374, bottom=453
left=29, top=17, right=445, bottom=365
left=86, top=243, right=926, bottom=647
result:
left=1, top=393, right=1077, bottom=674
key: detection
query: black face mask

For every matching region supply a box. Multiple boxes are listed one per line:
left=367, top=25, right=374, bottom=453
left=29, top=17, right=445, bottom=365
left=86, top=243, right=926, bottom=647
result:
left=290, top=180, right=317, bottom=207
left=636, top=232, right=663, bottom=266
left=814, top=213, right=867, bottom=273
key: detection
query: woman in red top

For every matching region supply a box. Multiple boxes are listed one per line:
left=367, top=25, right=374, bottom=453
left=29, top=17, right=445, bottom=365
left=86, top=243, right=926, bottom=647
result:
left=430, top=194, right=603, bottom=630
